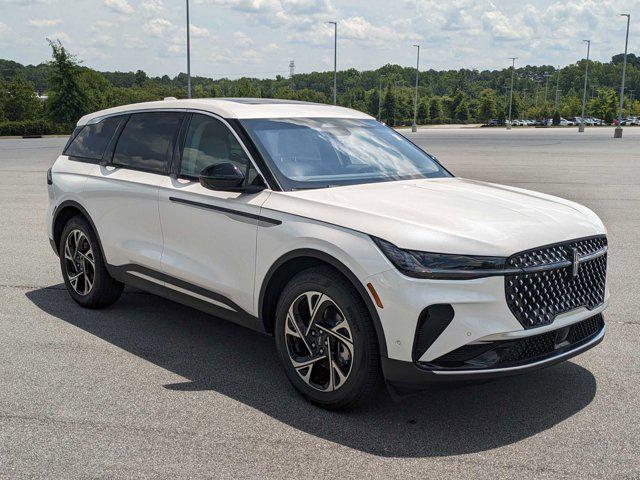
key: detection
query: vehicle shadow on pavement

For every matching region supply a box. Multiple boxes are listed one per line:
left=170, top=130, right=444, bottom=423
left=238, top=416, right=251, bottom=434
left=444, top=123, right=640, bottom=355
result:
left=26, top=286, right=598, bottom=458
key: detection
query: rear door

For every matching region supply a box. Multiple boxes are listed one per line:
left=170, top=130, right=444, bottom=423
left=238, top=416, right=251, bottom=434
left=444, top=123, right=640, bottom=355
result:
left=82, top=110, right=185, bottom=271
left=157, top=112, right=272, bottom=320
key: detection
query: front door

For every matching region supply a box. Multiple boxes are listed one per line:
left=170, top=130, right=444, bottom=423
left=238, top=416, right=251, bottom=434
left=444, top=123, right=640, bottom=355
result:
left=158, top=113, right=271, bottom=321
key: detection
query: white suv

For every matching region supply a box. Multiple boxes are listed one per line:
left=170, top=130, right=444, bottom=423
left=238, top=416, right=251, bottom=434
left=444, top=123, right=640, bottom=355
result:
left=47, top=98, right=608, bottom=410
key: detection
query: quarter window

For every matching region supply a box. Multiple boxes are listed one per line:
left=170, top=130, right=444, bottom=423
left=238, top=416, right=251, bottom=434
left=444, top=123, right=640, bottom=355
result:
left=64, top=116, right=123, bottom=160
left=113, top=112, right=184, bottom=173
left=180, top=114, right=256, bottom=183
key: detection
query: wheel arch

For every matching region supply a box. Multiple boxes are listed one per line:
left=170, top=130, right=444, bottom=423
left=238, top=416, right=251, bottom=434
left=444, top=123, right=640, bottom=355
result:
left=258, top=249, right=389, bottom=358
left=52, top=200, right=107, bottom=262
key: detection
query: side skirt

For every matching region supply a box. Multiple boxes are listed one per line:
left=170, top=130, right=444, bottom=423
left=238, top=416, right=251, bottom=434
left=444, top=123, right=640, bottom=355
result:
left=108, top=264, right=266, bottom=334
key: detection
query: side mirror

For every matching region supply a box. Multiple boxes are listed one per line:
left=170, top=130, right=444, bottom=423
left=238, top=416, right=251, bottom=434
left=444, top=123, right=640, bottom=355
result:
left=199, top=162, right=245, bottom=191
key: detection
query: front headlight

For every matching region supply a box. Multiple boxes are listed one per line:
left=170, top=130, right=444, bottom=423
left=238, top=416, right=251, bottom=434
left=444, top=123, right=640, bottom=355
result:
left=372, top=237, right=510, bottom=280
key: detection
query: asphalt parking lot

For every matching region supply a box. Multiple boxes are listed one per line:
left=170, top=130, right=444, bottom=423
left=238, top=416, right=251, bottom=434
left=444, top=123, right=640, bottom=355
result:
left=1, top=127, right=639, bottom=479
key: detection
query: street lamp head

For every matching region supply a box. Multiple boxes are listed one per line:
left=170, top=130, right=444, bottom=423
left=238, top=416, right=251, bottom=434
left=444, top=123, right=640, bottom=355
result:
left=412, top=44, right=420, bottom=48
left=326, top=21, right=337, bottom=25
left=619, top=13, right=630, bottom=18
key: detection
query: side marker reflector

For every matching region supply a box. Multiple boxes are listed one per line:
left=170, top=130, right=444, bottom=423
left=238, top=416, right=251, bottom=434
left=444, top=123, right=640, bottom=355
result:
left=366, top=282, right=384, bottom=309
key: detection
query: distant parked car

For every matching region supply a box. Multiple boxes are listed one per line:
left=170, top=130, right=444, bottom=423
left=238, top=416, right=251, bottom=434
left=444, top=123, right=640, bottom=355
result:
left=487, top=119, right=500, bottom=126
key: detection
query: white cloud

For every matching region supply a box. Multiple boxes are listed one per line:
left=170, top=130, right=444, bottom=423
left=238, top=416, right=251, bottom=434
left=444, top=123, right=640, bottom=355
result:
left=233, top=31, right=253, bottom=47
left=92, top=20, right=114, bottom=31
left=195, top=0, right=281, bottom=14
left=241, top=48, right=260, bottom=61
left=28, top=18, right=62, bottom=27
left=288, top=16, right=405, bottom=46
left=49, top=31, right=71, bottom=43
left=143, top=18, right=173, bottom=36
left=141, top=0, right=164, bottom=15
left=91, top=34, right=115, bottom=48
left=341, top=16, right=406, bottom=43
left=481, top=10, right=532, bottom=41
left=4, top=0, right=53, bottom=4
left=104, top=0, right=133, bottom=15
left=166, top=43, right=185, bottom=56
left=281, top=0, right=333, bottom=15
left=195, top=0, right=334, bottom=29
left=190, top=24, right=210, bottom=38
left=3, top=0, right=640, bottom=79
left=210, top=47, right=234, bottom=64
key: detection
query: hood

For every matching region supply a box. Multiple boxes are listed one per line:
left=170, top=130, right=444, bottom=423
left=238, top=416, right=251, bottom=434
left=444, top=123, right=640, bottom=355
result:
left=263, top=177, right=606, bottom=256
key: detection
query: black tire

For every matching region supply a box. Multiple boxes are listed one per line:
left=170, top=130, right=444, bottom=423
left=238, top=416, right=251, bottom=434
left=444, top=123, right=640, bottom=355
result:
left=59, top=215, right=124, bottom=308
left=274, top=266, right=381, bottom=410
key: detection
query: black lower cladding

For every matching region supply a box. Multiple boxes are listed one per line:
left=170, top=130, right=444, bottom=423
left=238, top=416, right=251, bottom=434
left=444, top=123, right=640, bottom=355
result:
left=423, top=313, right=604, bottom=370
left=412, top=304, right=455, bottom=361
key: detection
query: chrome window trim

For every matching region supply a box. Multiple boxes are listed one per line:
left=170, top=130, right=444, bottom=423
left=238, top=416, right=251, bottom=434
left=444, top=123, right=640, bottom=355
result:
left=85, top=108, right=188, bottom=125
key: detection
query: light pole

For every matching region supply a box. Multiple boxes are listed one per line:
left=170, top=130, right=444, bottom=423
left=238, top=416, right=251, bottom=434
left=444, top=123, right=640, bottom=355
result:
left=554, top=66, right=561, bottom=113
left=186, top=0, right=191, bottom=98
left=412, top=44, right=420, bottom=132
left=507, top=57, right=517, bottom=130
left=543, top=73, right=551, bottom=104
left=579, top=39, right=590, bottom=132
left=326, top=21, right=337, bottom=105
left=377, top=75, right=385, bottom=121
left=615, top=14, right=630, bottom=138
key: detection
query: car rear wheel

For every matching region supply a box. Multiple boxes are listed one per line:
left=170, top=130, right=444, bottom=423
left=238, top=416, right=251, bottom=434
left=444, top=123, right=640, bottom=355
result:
left=59, top=215, right=124, bottom=308
left=274, top=266, right=381, bottom=410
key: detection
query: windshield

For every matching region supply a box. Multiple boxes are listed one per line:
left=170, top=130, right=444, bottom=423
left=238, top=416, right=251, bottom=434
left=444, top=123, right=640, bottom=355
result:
left=240, top=118, right=451, bottom=190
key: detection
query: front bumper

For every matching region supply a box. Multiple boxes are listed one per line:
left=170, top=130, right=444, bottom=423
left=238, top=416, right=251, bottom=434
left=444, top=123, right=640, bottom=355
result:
left=367, top=263, right=609, bottom=363
left=382, top=315, right=605, bottom=389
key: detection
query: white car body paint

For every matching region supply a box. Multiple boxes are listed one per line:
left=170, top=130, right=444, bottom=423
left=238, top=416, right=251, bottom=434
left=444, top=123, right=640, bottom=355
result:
left=48, top=98, right=608, bottom=381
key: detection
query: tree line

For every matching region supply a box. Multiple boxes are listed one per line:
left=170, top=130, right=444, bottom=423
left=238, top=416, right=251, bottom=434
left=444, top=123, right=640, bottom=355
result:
left=1, top=40, right=639, bottom=135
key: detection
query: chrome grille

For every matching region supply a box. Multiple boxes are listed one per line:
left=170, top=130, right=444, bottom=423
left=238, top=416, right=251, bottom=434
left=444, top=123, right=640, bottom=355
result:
left=505, top=236, right=607, bottom=329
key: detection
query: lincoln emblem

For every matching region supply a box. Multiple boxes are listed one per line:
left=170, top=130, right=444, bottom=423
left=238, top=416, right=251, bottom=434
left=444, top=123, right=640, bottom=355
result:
left=572, top=247, right=580, bottom=277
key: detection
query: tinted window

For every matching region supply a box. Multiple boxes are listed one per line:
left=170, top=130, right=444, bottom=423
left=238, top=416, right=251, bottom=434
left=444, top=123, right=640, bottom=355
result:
left=64, top=116, right=123, bottom=160
left=113, top=112, right=184, bottom=173
left=181, top=114, right=257, bottom=183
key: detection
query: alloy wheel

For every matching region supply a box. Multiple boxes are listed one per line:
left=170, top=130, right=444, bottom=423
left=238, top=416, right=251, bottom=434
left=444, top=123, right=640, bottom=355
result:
left=284, top=291, right=354, bottom=392
left=64, top=229, right=95, bottom=296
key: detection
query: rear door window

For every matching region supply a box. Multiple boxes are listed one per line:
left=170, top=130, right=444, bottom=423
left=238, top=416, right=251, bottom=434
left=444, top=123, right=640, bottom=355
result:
left=113, top=112, right=184, bottom=174
left=64, top=116, right=123, bottom=161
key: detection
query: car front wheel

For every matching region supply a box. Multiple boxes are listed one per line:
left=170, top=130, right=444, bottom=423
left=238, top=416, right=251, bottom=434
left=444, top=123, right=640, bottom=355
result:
left=274, top=266, right=381, bottom=410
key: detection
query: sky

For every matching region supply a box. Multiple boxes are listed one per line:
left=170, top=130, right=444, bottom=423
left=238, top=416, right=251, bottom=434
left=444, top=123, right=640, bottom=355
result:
left=0, top=0, right=638, bottom=79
